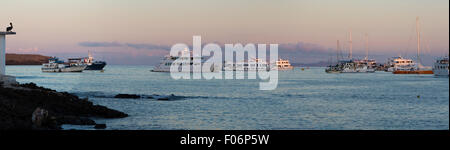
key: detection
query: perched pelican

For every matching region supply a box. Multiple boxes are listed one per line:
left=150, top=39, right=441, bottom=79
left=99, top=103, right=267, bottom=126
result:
left=6, top=22, right=13, bottom=32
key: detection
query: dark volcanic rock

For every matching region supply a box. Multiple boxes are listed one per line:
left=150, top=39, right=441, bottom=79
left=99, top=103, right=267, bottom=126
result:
left=0, top=82, right=128, bottom=130
left=114, top=94, right=141, bottom=99
left=157, top=97, right=169, bottom=101
left=94, top=124, right=107, bottom=129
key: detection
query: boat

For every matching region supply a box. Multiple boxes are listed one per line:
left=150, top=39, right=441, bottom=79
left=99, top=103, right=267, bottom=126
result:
left=385, top=56, right=416, bottom=72
left=325, top=65, right=342, bottom=73
left=392, top=17, right=433, bottom=74
left=272, top=58, right=294, bottom=70
left=223, top=58, right=270, bottom=71
left=336, top=59, right=374, bottom=73
left=82, top=52, right=106, bottom=70
left=433, top=56, right=449, bottom=77
left=152, top=48, right=218, bottom=72
left=325, top=36, right=374, bottom=73
left=42, top=57, right=86, bottom=72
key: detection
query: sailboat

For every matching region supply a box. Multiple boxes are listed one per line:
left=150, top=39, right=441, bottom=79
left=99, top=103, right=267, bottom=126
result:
left=393, top=17, right=433, bottom=74
left=325, top=31, right=374, bottom=73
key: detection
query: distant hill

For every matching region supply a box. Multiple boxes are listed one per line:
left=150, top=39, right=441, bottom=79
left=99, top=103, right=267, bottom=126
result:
left=291, top=61, right=330, bottom=67
left=6, top=53, right=51, bottom=65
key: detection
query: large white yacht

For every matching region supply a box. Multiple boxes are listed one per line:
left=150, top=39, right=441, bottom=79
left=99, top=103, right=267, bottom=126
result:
left=385, top=56, right=417, bottom=72
left=339, top=59, right=374, bottom=73
left=272, top=58, right=294, bottom=70
left=152, top=48, right=218, bottom=72
left=433, top=57, right=449, bottom=77
left=223, top=58, right=270, bottom=71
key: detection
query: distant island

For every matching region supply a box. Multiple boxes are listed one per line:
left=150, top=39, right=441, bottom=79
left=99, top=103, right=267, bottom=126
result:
left=6, top=53, right=50, bottom=65
left=291, top=61, right=330, bottom=67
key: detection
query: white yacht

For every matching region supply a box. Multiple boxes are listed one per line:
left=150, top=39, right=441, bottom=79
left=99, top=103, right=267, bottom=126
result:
left=272, top=58, right=294, bottom=70
left=325, top=33, right=374, bottom=73
left=433, top=57, right=449, bottom=77
left=339, top=59, right=373, bottom=73
left=42, top=57, right=86, bottom=72
left=224, top=58, right=269, bottom=71
left=385, top=56, right=417, bottom=72
left=325, top=59, right=374, bottom=73
left=152, top=48, right=218, bottom=72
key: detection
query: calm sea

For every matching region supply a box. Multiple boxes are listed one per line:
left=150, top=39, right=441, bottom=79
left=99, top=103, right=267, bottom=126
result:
left=6, top=65, right=449, bottom=130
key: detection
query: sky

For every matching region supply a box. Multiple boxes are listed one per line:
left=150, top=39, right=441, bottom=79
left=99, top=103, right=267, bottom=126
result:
left=1, top=0, right=448, bottom=65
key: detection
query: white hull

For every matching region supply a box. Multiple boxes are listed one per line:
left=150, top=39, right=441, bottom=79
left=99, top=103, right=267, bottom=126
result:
left=152, top=66, right=218, bottom=73
left=42, top=65, right=86, bottom=72
left=433, top=71, right=449, bottom=77
left=273, top=59, right=294, bottom=71
left=433, top=57, right=449, bottom=77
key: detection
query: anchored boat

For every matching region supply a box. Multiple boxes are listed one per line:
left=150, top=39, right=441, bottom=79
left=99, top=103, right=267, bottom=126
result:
left=82, top=51, right=106, bottom=70
left=152, top=48, right=218, bottom=72
left=392, top=17, right=433, bottom=74
left=41, top=57, right=86, bottom=72
left=433, top=56, right=449, bottom=77
left=224, top=58, right=270, bottom=71
left=272, top=58, right=294, bottom=70
left=325, top=33, right=375, bottom=73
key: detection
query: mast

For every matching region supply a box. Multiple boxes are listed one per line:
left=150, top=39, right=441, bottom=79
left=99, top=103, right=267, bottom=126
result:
left=337, top=40, right=340, bottom=62
left=348, top=30, right=353, bottom=59
left=416, top=16, right=421, bottom=65
left=365, top=33, right=369, bottom=60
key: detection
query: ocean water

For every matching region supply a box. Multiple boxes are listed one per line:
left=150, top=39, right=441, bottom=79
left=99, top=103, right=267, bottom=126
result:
left=6, top=65, right=449, bottom=130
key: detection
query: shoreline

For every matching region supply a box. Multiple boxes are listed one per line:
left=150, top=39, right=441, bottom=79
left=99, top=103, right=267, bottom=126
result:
left=0, top=82, right=128, bottom=130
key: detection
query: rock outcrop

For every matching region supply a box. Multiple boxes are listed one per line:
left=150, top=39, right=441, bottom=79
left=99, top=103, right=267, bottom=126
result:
left=0, top=82, right=128, bottom=130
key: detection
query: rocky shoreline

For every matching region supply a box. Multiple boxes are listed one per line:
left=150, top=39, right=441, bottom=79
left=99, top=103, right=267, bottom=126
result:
left=0, top=82, right=128, bottom=130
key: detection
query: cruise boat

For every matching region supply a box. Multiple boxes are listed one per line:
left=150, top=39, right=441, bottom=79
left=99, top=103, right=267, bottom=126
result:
left=152, top=48, right=218, bottom=72
left=385, top=56, right=416, bottom=72
left=272, top=58, right=294, bottom=70
left=42, top=57, right=86, bottom=72
left=392, top=17, right=433, bottom=74
left=82, top=52, right=106, bottom=70
left=433, top=57, right=449, bottom=77
left=224, top=58, right=270, bottom=71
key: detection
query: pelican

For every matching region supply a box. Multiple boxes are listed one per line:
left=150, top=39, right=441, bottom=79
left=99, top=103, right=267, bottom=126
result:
left=6, top=22, right=13, bottom=32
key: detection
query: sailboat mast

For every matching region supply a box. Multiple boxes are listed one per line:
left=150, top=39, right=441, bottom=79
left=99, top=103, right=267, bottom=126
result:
left=337, top=40, right=340, bottom=62
left=349, top=30, right=353, bottom=59
left=416, top=16, right=421, bottom=65
left=365, top=33, right=369, bottom=60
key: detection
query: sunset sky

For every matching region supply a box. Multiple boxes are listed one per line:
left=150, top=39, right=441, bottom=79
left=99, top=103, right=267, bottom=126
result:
left=1, top=0, right=448, bottom=65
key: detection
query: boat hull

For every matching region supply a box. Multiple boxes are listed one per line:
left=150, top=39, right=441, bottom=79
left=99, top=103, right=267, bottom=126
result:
left=85, top=62, right=106, bottom=70
left=42, top=66, right=86, bottom=73
left=393, top=70, right=433, bottom=74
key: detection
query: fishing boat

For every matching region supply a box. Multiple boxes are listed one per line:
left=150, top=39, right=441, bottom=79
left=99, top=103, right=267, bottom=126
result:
left=392, top=17, right=433, bottom=74
left=433, top=56, right=449, bottom=77
left=82, top=51, right=106, bottom=70
left=41, top=57, right=86, bottom=72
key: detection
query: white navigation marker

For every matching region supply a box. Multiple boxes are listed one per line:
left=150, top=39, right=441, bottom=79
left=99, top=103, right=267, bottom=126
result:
left=0, top=31, right=16, bottom=75
left=0, top=31, right=16, bottom=86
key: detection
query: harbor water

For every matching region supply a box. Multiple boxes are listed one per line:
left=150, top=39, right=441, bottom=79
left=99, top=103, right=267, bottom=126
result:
left=6, top=65, right=449, bottom=130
